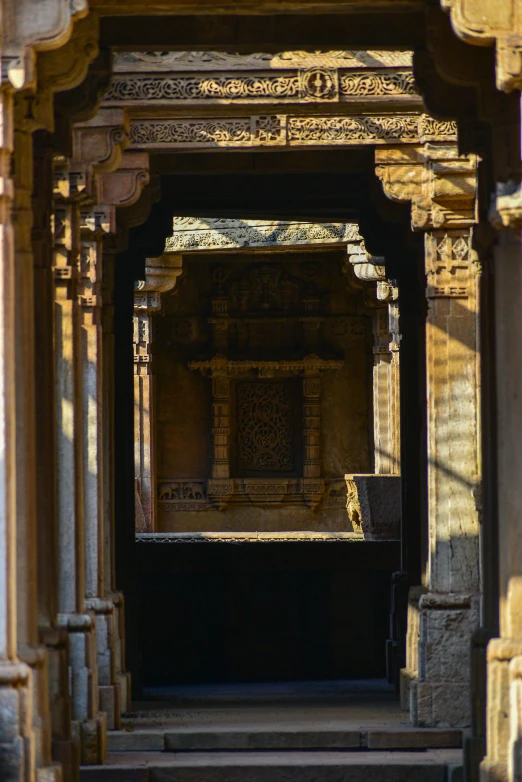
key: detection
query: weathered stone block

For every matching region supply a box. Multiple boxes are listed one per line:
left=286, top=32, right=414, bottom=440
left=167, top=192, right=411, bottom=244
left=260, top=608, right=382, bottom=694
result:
left=344, top=474, right=400, bottom=539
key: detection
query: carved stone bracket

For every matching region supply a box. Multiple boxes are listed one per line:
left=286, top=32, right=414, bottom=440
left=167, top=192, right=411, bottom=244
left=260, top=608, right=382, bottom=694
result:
left=375, top=143, right=477, bottom=231
left=442, top=0, right=522, bottom=92
left=73, top=108, right=130, bottom=175
left=98, top=152, right=150, bottom=210
left=1, top=0, right=88, bottom=91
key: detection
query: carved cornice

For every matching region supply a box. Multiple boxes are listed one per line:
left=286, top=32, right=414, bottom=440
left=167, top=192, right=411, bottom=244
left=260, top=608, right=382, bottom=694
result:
left=104, top=68, right=417, bottom=106
left=129, top=114, right=456, bottom=150
left=375, top=144, right=477, bottom=230
left=72, top=108, right=130, bottom=174
left=98, top=151, right=150, bottom=209
left=114, top=51, right=413, bottom=72
left=2, top=0, right=88, bottom=91
left=165, top=217, right=360, bottom=252
left=188, top=353, right=344, bottom=377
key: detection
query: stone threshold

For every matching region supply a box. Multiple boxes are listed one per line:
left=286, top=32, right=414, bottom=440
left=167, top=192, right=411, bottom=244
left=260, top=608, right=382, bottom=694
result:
left=107, top=726, right=463, bottom=752
left=80, top=749, right=463, bottom=782
left=135, top=532, right=398, bottom=543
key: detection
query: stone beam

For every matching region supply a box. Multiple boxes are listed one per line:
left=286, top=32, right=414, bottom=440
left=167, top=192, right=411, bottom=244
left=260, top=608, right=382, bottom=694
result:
left=128, top=113, right=457, bottom=151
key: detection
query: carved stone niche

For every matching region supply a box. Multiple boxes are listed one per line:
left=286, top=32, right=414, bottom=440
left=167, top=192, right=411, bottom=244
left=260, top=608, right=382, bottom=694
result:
left=153, top=255, right=399, bottom=539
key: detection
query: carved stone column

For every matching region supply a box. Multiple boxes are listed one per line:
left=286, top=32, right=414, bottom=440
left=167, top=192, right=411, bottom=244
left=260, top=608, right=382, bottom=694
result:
left=376, top=143, right=480, bottom=727
left=345, top=237, right=401, bottom=476
left=52, top=159, right=107, bottom=764
left=133, top=253, right=183, bottom=532
left=373, top=283, right=401, bottom=475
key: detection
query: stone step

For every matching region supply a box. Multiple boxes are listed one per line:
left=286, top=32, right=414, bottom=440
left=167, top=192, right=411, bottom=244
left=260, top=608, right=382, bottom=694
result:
left=107, top=727, right=462, bottom=752
left=80, top=749, right=463, bottom=782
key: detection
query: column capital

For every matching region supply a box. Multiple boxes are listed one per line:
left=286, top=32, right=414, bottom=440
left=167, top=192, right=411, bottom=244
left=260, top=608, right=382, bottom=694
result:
left=375, top=143, right=478, bottom=231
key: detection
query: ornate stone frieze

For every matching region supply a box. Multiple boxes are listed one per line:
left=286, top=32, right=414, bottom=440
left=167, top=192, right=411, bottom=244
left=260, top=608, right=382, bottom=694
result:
left=104, top=68, right=415, bottom=105
left=165, top=217, right=359, bottom=252
left=114, top=50, right=413, bottom=72
left=129, top=114, right=456, bottom=150
left=188, top=354, right=344, bottom=377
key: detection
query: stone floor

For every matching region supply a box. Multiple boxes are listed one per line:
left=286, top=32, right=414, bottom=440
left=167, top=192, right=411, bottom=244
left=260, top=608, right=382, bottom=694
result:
left=81, top=680, right=464, bottom=782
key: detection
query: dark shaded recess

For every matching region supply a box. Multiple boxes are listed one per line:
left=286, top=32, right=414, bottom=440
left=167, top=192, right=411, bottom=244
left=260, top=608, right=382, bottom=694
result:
left=159, top=172, right=366, bottom=223
left=134, top=542, right=399, bottom=686
left=112, top=153, right=424, bottom=693
left=101, top=13, right=426, bottom=51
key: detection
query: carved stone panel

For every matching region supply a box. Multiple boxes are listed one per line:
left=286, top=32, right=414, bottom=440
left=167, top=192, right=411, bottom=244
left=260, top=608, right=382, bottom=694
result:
left=234, top=380, right=298, bottom=476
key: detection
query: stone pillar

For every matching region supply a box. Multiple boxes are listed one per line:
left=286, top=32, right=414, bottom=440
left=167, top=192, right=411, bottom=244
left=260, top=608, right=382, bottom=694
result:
left=376, top=143, right=481, bottom=727
left=52, top=161, right=107, bottom=764
left=345, top=236, right=401, bottom=476
left=373, top=283, right=401, bottom=475
left=33, top=130, right=79, bottom=778
left=13, top=93, right=63, bottom=782
left=78, top=216, right=123, bottom=730
left=0, top=82, right=37, bottom=782
left=133, top=253, right=183, bottom=532
left=478, top=221, right=522, bottom=782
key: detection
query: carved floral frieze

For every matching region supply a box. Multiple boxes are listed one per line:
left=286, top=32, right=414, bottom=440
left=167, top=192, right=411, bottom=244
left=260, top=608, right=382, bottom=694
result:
left=165, top=218, right=360, bottom=252
left=129, top=114, right=456, bottom=150
left=104, top=69, right=416, bottom=105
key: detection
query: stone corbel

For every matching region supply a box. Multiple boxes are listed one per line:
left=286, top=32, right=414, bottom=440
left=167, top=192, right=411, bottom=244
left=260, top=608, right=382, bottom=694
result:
left=32, top=14, right=100, bottom=130
left=1, top=0, right=88, bottom=91
left=490, top=180, right=522, bottom=231
left=441, top=0, right=522, bottom=92
left=72, top=108, right=130, bottom=175
left=97, top=152, right=150, bottom=210
left=375, top=143, right=477, bottom=230
left=139, top=253, right=184, bottom=298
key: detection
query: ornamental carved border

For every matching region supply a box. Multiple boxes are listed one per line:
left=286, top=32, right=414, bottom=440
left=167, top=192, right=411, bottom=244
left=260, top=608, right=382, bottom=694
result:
left=104, top=69, right=417, bottom=104
left=165, top=218, right=361, bottom=252
left=129, top=114, right=456, bottom=150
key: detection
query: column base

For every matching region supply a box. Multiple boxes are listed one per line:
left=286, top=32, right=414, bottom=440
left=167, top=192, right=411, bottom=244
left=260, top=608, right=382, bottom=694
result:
left=400, top=666, right=417, bottom=713
left=411, top=592, right=480, bottom=727
left=99, top=684, right=121, bottom=730
left=36, top=762, right=62, bottom=782
left=0, top=662, right=33, bottom=782
left=52, top=737, right=80, bottom=782
left=117, top=671, right=132, bottom=715
left=72, top=711, right=107, bottom=766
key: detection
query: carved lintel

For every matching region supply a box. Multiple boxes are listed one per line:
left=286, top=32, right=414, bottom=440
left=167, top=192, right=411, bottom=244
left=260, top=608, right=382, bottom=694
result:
left=97, top=152, right=150, bottom=209
left=375, top=143, right=478, bottom=231
left=72, top=108, right=130, bottom=174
